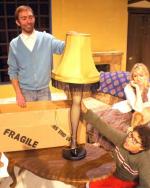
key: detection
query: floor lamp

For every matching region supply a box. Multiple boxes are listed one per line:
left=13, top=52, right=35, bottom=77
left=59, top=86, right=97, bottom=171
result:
left=52, top=32, right=99, bottom=160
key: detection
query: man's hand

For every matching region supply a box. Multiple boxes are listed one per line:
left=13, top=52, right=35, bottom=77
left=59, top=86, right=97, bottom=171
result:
left=67, top=31, right=78, bottom=35
left=11, top=79, right=26, bottom=107
left=16, top=93, right=26, bottom=107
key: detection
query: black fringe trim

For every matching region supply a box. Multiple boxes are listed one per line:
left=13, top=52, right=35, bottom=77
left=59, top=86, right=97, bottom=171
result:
left=52, top=78, right=100, bottom=93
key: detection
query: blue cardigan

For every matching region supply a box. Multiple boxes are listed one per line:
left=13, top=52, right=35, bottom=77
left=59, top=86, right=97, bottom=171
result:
left=7, top=31, right=65, bottom=90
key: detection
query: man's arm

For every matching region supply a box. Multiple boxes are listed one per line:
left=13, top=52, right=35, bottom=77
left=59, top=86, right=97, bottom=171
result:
left=51, top=37, right=65, bottom=54
left=136, top=157, right=150, bottom=188
left=7, top=43, right=26, bottom=107
left=11, top=79, right=26, bottom=107
left=82, top=106, right=125, bottom=146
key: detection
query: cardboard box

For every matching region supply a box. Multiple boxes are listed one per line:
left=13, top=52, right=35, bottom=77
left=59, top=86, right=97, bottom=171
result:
left=0, top=100, right=86, bottom=152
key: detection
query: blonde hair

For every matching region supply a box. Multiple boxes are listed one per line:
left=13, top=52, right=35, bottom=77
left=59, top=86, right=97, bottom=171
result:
left=15, top=5, right=34, bottom=21
left=130, top=63, right=150, bottom=87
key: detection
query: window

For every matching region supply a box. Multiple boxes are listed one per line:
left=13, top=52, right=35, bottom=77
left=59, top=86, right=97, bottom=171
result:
left=0, top=0, right=51, bottom=83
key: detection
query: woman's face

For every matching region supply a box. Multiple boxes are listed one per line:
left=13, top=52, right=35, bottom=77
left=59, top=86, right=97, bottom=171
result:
left=132, top=68, right=148, bottom=86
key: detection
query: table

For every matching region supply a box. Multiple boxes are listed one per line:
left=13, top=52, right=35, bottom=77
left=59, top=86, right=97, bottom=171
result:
left=5, top=144, right=115, bottom=188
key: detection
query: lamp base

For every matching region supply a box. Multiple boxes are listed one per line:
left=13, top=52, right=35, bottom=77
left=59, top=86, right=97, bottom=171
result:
left=62, top=146, right=86, bottom=160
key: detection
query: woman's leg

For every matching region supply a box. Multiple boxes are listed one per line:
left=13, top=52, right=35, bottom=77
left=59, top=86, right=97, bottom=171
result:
left=70, top=91, right=83, bottom=149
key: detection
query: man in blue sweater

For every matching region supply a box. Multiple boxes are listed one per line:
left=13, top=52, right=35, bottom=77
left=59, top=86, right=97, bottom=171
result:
left=7, top=5, right=65, bottom=107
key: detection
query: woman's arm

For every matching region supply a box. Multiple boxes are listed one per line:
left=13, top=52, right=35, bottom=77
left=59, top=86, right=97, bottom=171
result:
left=147, top=87, right=150, bottom=102
left=124, top=84, right=143, bottom=112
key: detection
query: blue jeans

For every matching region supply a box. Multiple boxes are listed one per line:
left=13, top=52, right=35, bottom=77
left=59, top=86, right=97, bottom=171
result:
left=21, top=87, right=51, bottom=102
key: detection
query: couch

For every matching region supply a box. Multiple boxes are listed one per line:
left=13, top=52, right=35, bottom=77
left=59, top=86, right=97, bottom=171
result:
left=85, top=71, right=132, bottom=150
left=92, top=71, right=131, bottom=105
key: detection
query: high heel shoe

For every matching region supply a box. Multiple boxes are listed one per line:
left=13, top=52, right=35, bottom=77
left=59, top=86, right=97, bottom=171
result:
left=70, top=148, right=78, bottom=157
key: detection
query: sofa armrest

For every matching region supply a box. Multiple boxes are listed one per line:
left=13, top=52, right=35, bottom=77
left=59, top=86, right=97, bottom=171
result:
left=91, top=71, right=130, bottom=105
left=92, top=92, right=123, bottom=105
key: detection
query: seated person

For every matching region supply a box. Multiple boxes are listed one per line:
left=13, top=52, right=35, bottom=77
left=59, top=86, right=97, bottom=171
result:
left=88, top=63, right=150, bottom=150
left=113, top=63, right=150, bottom=113
left=81, top=101, right=150, bottom=188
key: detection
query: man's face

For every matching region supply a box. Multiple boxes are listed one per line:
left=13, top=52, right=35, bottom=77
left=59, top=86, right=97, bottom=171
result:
left=16, top=10, right=35, bottom=35
left=123, top=131, right=144, bottom=154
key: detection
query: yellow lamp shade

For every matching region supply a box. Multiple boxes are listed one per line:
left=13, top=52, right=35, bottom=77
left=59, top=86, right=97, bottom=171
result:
left=52, top=33, right=99, bottom=84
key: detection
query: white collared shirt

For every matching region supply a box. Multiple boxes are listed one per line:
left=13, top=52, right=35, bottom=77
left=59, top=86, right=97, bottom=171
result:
left=20, top=30, right=37, bottom=51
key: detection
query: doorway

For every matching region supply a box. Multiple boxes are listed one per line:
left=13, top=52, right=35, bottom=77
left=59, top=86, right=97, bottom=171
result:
left=127, top=8, right=150, bottom=71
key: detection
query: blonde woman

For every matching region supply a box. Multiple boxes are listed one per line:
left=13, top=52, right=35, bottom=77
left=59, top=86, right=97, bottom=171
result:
left=124, top=63, right=150, bottom=112
left=88, top=63, right=150, bottom=150
left=113, top=63, right=150, bottom=113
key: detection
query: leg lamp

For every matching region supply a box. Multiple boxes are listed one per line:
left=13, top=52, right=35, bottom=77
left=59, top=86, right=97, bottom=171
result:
left=67, top=88, right=85, bottom=159
left=52, top=32, right=99, bottom=160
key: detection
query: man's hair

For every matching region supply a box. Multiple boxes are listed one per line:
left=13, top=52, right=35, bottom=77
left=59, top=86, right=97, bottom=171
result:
left=134, top=123, right=150, bottom=150
left=15, top=5, right=34, bottom=20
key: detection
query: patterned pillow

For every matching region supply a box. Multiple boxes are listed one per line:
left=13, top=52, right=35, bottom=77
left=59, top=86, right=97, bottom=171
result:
left=98, top=71, right=130, bottom=99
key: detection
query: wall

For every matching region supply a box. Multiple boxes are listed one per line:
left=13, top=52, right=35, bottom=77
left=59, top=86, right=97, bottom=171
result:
left=52, top=0, right=128, bottom=70
left=0, top=0, right=128, bottom=98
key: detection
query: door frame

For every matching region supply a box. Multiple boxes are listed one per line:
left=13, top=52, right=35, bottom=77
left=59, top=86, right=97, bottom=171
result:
left=127, top=7, right=150, bottom=71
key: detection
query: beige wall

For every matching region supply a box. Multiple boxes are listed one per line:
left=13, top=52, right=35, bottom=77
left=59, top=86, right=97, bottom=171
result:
left=52, top=0, right=128, bottom=70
